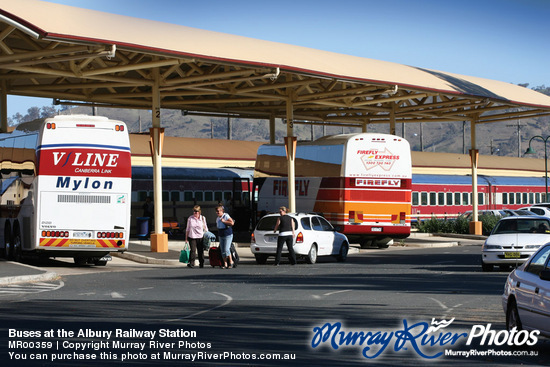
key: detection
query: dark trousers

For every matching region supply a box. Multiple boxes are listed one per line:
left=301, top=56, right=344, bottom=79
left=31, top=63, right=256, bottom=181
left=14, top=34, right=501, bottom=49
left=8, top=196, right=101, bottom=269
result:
left=275, top=235, right=296, bottom=265
left=189, top=238, right=204, bottom=266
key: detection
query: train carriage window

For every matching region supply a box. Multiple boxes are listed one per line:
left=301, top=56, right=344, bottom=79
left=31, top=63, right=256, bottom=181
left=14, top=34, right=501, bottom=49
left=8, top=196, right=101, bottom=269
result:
left=429, top=192, right=437, bottom=206
left=421, top=192, right=428, bottom=206
left=223, top=192, right=232, bottom=201
left=205, top=191, right=214, bottom=201
left=170, top=192, right=180, bottom=202
left=438, top=192, right=445, bottom=206
left=516, top=193, right=522, bottom=204
left=214, top=191, right=223, bottom=202
left=138, top=191, right=148, bottom=202
left=195, top=191, right=204, bottom=201
left=503, top=192, right=508, bottom=205
left=446, top=192, right=453, bottom=206
left=529, top=192, right=534, bottom=204
left=509, top=193, right=515, bottom=205
left=462, top=193, right=469, bottom=205
left=412, top=192, right=419, bottom=206
left=184, top=191, right=194, bottom=202
left=162, top=191, right=169, bottom=201
left=522, top=192, right=528, bottom=204
left=495, top=193, right=503, bottom=205
left=454, top=192, right=461, bottom=205
left=536, top=193, right=541, bottom=203
left=478, top=193, right=484, bottom=205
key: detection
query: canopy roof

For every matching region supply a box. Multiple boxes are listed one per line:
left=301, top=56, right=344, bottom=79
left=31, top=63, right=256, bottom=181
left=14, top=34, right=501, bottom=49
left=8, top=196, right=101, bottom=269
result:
left=0, top=0, right=549, bottom=127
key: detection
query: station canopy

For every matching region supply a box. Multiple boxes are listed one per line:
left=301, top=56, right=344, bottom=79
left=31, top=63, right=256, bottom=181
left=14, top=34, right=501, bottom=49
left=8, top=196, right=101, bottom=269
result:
left=1, top=0, right=550, bottom=128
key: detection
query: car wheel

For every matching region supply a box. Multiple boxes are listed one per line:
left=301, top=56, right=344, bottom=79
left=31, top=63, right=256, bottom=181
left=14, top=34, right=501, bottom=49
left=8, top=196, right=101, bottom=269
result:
left=337, top=242, right=348, bottom=262
left=481, top=261, right=493, bottom=272
left=506, top=298, right=523, bottom=331
left=306, top=244, right=318, bottom=264
left=254, top=253, right=268, bottom=265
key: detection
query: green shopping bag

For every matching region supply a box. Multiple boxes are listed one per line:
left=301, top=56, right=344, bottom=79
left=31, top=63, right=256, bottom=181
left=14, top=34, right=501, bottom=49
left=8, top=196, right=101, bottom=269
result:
left=179, top=242, right=190, bottom=263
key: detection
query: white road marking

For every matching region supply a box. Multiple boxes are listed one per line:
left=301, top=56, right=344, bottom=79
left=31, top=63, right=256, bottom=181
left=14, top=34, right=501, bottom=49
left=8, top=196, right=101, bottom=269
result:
left=167, top=292, right=233, bottom=322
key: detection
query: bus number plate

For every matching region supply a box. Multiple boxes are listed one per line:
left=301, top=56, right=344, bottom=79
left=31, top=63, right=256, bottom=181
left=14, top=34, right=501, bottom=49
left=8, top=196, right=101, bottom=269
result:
left=73, top=231, right=92, bottom=238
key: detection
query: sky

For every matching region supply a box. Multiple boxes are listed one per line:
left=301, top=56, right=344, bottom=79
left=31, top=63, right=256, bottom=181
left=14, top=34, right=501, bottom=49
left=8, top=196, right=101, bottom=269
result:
left=7, top=0, right=550, bottom=116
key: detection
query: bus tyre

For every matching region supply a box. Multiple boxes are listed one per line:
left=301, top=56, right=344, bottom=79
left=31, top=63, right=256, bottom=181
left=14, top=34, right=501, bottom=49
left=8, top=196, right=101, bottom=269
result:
left=94, top=258, right=108, bottom=266
left=337, top=242, right=348, bottom=262
left=4, top=226, right=12, bottom=260
left=306, top=244, right=318, bottom=264
left=13, top=227, right=22, bottom=263
left=74, top=257, right=87, bottom=266
left=359, top=239, right=372, bottom=249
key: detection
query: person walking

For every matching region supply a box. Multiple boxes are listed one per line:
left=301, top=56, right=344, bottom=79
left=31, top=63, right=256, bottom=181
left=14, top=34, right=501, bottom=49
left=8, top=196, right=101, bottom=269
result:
left=273, top=206, right=297, bottom=266
left=216, top=205, right=235, bottom=269
left=185, top=205, right=208, bottom=268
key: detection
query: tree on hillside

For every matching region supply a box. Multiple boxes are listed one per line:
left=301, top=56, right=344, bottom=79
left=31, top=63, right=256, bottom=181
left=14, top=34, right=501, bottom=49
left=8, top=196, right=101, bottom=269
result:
left=8, top=105, right=58, bottom=125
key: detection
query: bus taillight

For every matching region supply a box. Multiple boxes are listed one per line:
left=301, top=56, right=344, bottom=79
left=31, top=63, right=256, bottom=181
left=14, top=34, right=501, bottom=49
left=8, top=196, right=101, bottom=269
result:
left=296, top=232, right=304, bottom=243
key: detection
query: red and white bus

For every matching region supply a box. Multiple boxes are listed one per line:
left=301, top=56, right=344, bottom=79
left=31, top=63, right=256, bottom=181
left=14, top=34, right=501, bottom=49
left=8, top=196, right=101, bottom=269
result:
left=0, top=115, right=132, bottom=265
left=254, top=133, right=412, bottom=248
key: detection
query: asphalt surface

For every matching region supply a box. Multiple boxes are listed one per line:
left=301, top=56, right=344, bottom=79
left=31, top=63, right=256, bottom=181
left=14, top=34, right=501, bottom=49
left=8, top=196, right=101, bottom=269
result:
left=0, top=232, right=484, bottom=285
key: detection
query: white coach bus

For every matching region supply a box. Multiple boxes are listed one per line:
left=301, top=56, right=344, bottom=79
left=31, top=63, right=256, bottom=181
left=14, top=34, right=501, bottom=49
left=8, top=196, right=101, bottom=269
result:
left=254, top=133, right=412, bottom=248
left=0, top=115, right=131, bottom=265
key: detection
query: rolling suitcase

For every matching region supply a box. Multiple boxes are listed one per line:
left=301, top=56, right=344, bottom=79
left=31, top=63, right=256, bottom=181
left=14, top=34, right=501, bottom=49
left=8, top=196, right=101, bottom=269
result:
left=230, top=242, right=239, bottom=267
left=208, top=245, right=224, bottom=268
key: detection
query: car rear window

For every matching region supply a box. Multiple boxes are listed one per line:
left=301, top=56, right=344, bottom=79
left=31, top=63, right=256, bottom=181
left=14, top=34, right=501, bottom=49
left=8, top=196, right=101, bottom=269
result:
left=493, top=219, right=550, bottom=234
left=256, top=216, right=298, bottom=231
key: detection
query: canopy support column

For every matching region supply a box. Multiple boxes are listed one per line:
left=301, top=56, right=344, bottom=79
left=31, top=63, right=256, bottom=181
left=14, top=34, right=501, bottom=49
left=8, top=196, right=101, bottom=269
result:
left=150, top=72, right=168, bottom=252
left=269, top=115, right=276, bottom=144
left=389, top=103, right=396, bottom=135
left=285, top=94, right=296, bottom=213
left=469, top=116, right=482, bottom=235
left=0, top=83, right=7, bottom=133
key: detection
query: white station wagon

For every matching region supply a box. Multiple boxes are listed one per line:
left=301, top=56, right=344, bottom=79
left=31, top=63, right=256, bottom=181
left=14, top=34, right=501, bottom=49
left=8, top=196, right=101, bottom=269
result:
left=250, top=213, right=349, bottom=264
left=482, top=216, right=550, bottom=272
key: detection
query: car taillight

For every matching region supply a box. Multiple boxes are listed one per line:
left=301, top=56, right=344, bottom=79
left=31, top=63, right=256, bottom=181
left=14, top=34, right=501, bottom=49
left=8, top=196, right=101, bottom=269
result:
left=251, top=233, right=255, bottom=244
left=296, top=232, right=304, bottom=243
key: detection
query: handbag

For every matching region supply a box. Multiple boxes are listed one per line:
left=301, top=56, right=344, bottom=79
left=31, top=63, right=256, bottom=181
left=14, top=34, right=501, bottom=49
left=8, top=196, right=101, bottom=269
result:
left=179, top=242, right=190, bottom=263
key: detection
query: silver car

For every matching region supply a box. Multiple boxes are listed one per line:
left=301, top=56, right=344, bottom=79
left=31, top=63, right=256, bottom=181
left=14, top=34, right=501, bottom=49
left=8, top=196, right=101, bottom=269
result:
left=503, top=243, right=550, bottom=337
left=250, top=213, right=349, bottom=264
left=481, top=216, right=550, bottom=272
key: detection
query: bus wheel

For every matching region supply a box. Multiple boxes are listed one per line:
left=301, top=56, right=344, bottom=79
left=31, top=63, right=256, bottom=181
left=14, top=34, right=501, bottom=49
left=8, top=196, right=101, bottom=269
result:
left=74, top=257, right=87, bottom=266
left=359, top=239, right=372, bottom=249
left=12, top=227, right=22, bottom=263
left=3, top=225, right=12, bottom=260
left=94, top=258, right=108, bottom=266
left=306, top=244, right=318, bottom=264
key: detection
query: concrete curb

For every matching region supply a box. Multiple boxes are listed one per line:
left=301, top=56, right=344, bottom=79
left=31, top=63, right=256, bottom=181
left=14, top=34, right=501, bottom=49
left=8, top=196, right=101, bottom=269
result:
left=0, top=270, right=59, bottom=285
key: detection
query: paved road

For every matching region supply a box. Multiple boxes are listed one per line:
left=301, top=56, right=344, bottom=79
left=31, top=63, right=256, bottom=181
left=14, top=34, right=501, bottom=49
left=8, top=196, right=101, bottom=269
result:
left=1, top=244, right=548, bottom=366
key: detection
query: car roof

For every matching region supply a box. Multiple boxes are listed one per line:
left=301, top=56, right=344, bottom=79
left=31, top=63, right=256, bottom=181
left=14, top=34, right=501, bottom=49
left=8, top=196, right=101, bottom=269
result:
left=261, top=212, right=320, bottom=218
left=499, top=215, right=549, bottom=221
